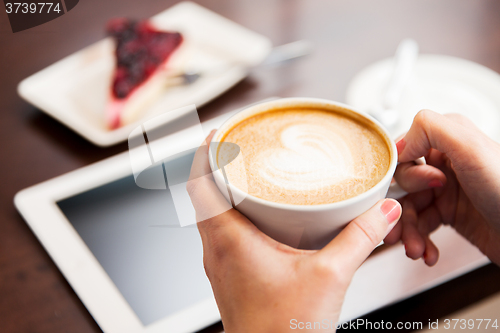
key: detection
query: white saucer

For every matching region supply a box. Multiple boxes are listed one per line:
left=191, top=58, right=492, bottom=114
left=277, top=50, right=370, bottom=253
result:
left=346, top=55, right=500, bottom=141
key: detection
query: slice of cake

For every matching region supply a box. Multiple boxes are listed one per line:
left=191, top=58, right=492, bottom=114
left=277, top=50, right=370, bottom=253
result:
left=106, top=18, right=184, bottom=129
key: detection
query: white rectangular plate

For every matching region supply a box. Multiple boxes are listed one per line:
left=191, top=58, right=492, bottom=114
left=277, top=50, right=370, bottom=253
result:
left=17, top=1, right=271, bottom=147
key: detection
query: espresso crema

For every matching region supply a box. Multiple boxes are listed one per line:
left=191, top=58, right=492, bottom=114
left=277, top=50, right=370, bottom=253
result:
left=218, top=108, right=391, bottom=205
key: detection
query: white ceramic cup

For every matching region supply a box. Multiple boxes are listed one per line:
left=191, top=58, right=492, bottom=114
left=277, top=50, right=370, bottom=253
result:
left=209, top=97, right=400, bottom=249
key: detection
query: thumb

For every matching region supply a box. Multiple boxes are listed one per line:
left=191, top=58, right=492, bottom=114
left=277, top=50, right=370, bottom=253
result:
left=319, top=199, right=402, bottom=278
left=397, top=110, right=481, bottom=165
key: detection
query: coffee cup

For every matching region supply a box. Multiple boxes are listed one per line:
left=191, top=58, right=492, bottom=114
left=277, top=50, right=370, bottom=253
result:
left=209, top=98, right=400, bottom=249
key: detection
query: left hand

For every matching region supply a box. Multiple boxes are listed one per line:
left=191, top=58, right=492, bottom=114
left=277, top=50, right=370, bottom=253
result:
left=187, top=130, right=402, bottom=332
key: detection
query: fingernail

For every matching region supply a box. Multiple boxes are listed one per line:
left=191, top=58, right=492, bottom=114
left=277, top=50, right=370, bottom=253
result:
left=396, top=138, right=406, bottom=155
left=381, top=199, right=401, bottom=224
left=428, top=179, right=444, bottom=188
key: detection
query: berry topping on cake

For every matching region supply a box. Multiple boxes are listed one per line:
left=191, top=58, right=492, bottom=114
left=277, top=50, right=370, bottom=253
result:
left=106, top=18, right=183, bottom=129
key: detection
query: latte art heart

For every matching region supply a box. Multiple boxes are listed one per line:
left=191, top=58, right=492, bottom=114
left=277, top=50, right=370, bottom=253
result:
left=256, top=124, right=357, bottom=191
left=219, top=109, right=390, bottom=205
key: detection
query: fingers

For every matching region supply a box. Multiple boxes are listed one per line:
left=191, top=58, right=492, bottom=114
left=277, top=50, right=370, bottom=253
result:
left=423, top=237, right=439, bottom=266
left=400, top=198, right=425, bottom=259
left=189, top=130, right=216, bottom=181
left=397, top=110, right=481, bottom=165
left=384, top=217, right=402, bottom=245
left=188, top=130, right=270, bottom=260
left=444, top=113, right=480, bottom=130
left=407, top=189, right=435, bottom=215
left=394, top=111, right=488, bottom=267
left=320, top=199, right=402, bottom=277
left=384, top=202, right=441, bottom=266
left=187, top=130, right=233, bottom=224
left=394, top=162, right=446, bottom=193
left=424, top=148, right=449, bottom=170
left=416, top=204, right=443, bottom=235
left=398, top=195, right=442, bottom=266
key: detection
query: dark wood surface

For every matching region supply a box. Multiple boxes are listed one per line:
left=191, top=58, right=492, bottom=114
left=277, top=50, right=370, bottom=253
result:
left=1, top=1, right=500, bottom=332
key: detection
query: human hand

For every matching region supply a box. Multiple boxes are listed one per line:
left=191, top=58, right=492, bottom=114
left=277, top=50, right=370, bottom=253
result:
left=384, top=110, right=500, bottom=266
left=187, top=130, right=402, bottom=332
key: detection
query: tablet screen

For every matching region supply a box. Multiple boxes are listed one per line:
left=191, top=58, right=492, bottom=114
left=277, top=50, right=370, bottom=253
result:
left=57, top=152, right=214, bottom=326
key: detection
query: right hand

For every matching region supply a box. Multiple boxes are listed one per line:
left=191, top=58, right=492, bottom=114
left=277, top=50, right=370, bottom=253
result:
left=384, top=109, right=500, bottom=266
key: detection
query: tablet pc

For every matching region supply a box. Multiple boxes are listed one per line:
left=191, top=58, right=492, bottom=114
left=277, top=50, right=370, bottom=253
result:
left=13, top=110, right=237, bottom=333
left=14, top=107, right=490, bottom=332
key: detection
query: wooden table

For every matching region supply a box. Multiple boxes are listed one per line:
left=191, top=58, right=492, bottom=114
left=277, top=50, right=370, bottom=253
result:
left=1, top=0, right=500, bottom=332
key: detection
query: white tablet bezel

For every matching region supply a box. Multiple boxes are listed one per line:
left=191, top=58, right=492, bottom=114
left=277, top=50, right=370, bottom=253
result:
left=14, top=106, right=491, bottom=332
left=14, top=148, right=222, bottom=333
left=12, top=99, right=275, bottom=333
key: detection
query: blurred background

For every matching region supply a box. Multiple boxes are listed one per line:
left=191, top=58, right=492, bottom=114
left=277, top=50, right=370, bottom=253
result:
left=1, top=1, right=500, bottom=332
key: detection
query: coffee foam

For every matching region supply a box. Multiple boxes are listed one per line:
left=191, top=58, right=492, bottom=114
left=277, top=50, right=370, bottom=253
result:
left=218, top=108, right=391, bottom=205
